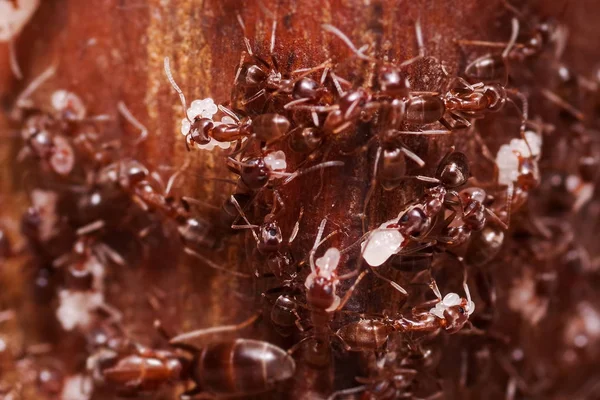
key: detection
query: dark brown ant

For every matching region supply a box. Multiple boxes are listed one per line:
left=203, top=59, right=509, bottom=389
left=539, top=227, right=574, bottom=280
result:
left=227, top=150, right=343, bottom=192
left=436, top=187, right=506, bottom=248
left=101, top=316, right=295, bottom=398
left=295, top=219, right=369, bottom=366
left=228, top=192, right=301, bottom=277
left=100, top=347, right=184, bottom=393
left=361, top=150, right=471, bottom=266
left=231, top=15, right=333, bottom=115
left=458, top=18, right=521, bottom=85
left=335, top=280, right=476, bottom=354
left=164, top=57, right=294, bottom=151
left=327, top=364, right=418, bottom=400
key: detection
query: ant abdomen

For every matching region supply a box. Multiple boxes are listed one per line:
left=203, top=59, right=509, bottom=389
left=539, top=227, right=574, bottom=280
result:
left=336, top=319, right=392, bottom=352
left=464, top=54, right=507, bottom=84
left=193, top=339, right=295, bottom=396
left=404, top=95, right=445, bottom=125
left=252, top=113, right=290, bottom=143
left=288, top=126, right=323, bottom=153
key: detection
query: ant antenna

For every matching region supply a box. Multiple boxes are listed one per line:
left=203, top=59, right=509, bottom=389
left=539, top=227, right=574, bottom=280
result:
left=270, top=17, right=277, bottom=55
left=236, top=14, right=253, bottom=55
left=8, top=39, right=22, bottom=80
left=310, top=218, right=328, bottom=272
left=282, top=160, right=344, bottom=184
left=163, top=57, right=189, bottom=122
left=415, top=18, right=425, bottom=58
left=322, top=24, right=374, bottom=61
left=14, top=64, right=56, bottom=109
left=117, top=101, right=148, bottom=145
left=502, top=18, right=520, bottom=60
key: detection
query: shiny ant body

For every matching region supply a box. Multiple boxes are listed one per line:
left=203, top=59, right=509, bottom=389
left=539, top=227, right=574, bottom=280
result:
left=100, top=316, right=295, bottom=398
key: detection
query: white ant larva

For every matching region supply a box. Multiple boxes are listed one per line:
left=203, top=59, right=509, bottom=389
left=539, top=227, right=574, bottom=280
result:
left=360, top=217, right=405, bottom=268
left=163, top=57, right=234, bottom=151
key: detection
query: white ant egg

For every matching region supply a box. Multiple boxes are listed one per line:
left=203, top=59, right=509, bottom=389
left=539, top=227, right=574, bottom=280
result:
left=264, top=150, right=287, bottom=171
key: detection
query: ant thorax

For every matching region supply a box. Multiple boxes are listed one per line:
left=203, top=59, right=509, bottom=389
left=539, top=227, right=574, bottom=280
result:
left=361, top=217, right=406, bottom=267
left=180, top=98, right=235, bottom=150
left=496, top=129, right=543, bottom=187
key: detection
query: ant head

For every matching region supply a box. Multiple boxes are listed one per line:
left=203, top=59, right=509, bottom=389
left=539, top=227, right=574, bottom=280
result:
left=259, top=219, right=283, bottom=254
left=443, top=301, right=470, bottom=334
left=238, top=61, right=269, bottom=88
left=483, top=83, right=507, bottom=112
left=241, top=157, right=270, bottom=190
left=431, top=292, right=475, bottom=333
left=188, top=118, right=213, bottom=146
left=305, top=275, right=337, bottom=310
left=338, top=88, right=370, bottom=116
left=377, top=66, right=410, bottom=97
left=397, top=205, right=431, bottom=238
left=292, top=77, right=320, bottom=101
left=436, top=151, right=470, bottom=188
left=122, top=160, right=149, bottom=187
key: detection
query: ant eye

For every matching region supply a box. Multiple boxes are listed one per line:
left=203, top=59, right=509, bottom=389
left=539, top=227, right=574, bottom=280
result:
left=458, top=307, right=465, bottom=314
left=268, top=228, right=277, bottom=237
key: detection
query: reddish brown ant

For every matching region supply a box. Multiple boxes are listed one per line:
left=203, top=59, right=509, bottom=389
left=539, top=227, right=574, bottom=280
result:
left=292, top=219, right=370, bottom=366
left=165, top=57, right=295, bottom=152
left=100, top=315, right=295, bottom=398
left=334, top=278, right=476, bottom=355
left=231, top=15, right=333, bottom=115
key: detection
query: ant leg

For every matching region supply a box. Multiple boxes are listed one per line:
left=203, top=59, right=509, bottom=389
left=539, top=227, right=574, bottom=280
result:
left=183, top=247, right=252, bottom=278
left=242, top=88, right=267, bottom=106
left=281, top=160, right=344, bottom=185
left=369, top=266, right=408, bottom=295
left=362, top=146, right=382, bottom=233
left=8, top=39, right=22, bottom=80
left=309, top=218, right=328, bottom=271
left=313, top=143, right=333, bottom=201
left=165, top=158, right=191, bottom=197
left=399, top=146, right=425, bottom=167
left=288, top=206, right=304, bottom=244
left=539, top=88, right=585, bottom=121
left=228, top=195, right=260, bottom=244
left=170, top=313, right=260, bottom=347
left=117, top=101, right=148, bottom=145
left=321, top=24, right=373, bottom=61
left=336, top=270, right=369, bottom=311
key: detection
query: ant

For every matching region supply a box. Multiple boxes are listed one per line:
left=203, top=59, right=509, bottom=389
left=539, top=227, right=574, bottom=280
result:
left=361, top=150, right=472, bottom=270
left=101, top=316, right=295, bottom=398
left=294, top=219, right=370, bottom=366
left=494, top=124, right=543, bottom=221
left=165, top=57, right=294, bottom=152
left=232, top=14, right=333, bottom=115
left=226, top=148, right=343, bottom=192
left=228, top=191, right=302, bottom=278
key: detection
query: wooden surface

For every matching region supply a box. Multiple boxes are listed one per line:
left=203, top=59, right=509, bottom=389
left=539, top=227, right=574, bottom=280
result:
left=1, top=0, right=599, bottom=399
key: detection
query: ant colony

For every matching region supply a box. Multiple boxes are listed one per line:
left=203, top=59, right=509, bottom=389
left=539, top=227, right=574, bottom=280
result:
left=4, top=2, right=600, bottom=400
